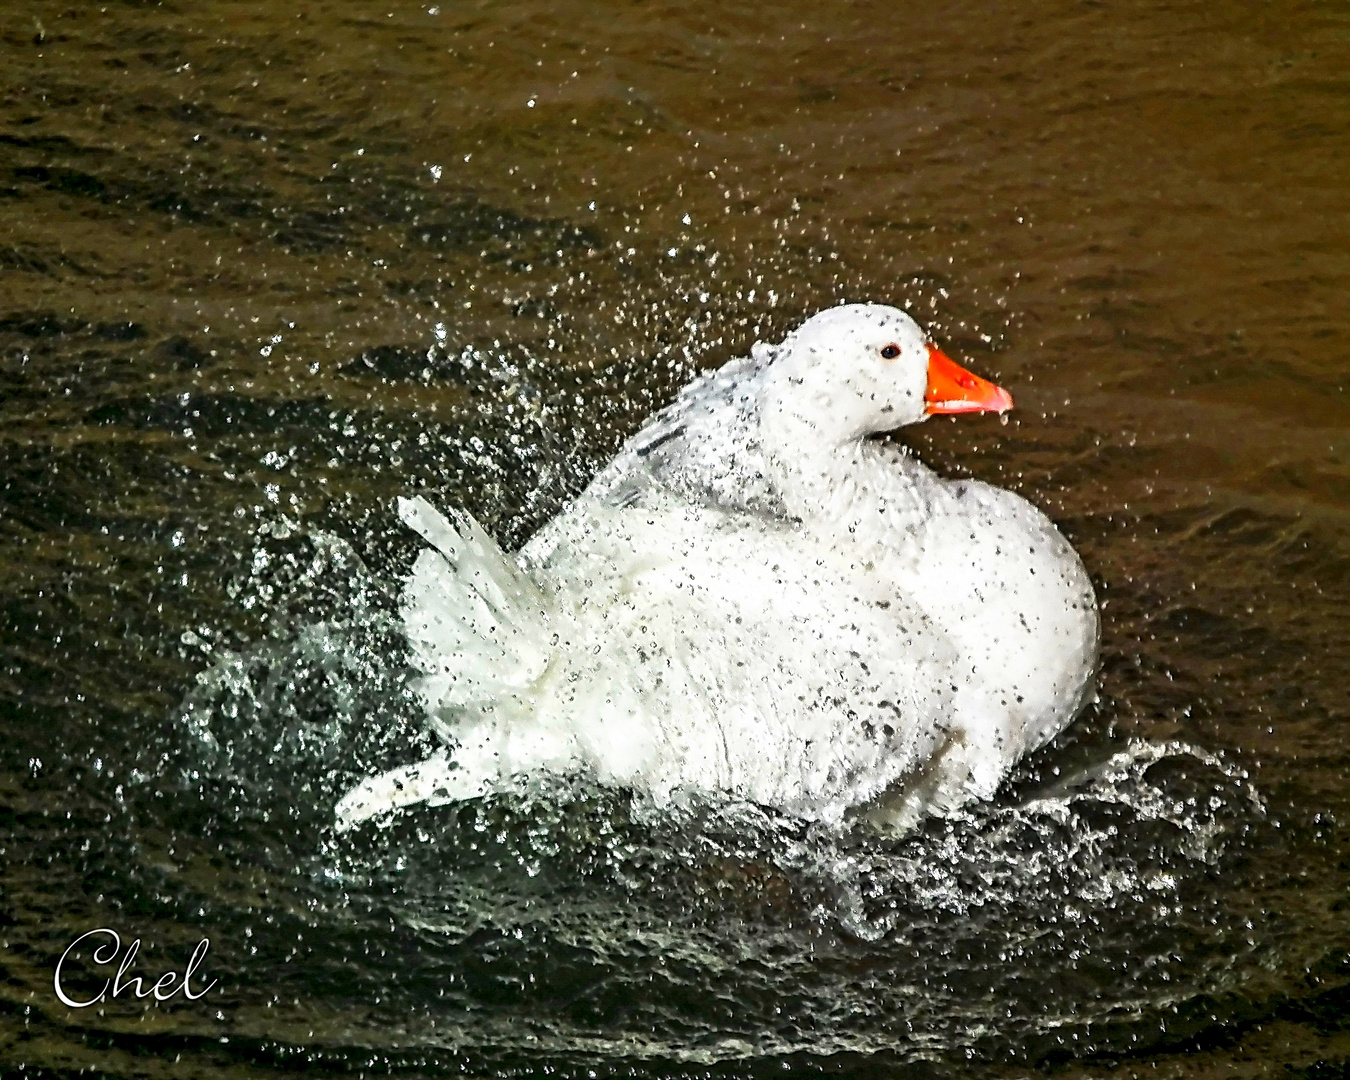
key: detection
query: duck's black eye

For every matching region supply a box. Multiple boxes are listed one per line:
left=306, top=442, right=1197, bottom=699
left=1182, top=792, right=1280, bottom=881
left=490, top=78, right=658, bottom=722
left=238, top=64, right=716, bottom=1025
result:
left=880, top=344, right=901, bottom=360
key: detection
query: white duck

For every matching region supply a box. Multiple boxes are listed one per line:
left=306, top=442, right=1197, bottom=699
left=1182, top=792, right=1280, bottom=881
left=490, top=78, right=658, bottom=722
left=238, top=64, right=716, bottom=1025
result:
left=336, top=304, right=1099, bottom=831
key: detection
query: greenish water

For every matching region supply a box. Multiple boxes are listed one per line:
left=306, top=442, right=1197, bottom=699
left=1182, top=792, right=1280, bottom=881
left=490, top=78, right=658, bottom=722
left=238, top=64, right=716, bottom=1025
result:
left=1, top=1, right=1347, bottom=1077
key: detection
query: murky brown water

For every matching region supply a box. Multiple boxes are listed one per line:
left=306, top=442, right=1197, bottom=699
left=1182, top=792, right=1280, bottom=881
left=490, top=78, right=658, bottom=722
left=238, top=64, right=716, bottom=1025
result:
left=2, top=1, right=1348, bottom=1077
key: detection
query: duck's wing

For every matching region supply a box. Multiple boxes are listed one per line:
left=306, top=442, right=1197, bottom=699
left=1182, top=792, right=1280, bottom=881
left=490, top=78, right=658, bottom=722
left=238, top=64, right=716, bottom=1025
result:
left=585, top=346, right=790, bottom=519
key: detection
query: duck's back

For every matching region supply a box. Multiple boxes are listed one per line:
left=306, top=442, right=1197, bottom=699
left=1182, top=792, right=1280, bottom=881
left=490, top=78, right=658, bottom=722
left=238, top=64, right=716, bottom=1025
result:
left=579, top=347, right=790, bottom=521
left=519, top=495, right=959, bottom=820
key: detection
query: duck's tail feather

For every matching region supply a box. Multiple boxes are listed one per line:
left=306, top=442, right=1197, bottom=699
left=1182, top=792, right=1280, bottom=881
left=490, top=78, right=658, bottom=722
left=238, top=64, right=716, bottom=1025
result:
left=335, top=715, right=584, bottom=830
left=333, top=752, right=486, bottom=831
left=397, top=495, right=554, bottom=730
left=333, top=497, right=562, bottom=831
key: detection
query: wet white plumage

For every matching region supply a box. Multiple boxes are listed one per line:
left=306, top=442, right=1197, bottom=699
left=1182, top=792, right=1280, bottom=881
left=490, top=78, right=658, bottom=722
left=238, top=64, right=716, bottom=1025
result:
left=337, top=304, right=1099, bottom=831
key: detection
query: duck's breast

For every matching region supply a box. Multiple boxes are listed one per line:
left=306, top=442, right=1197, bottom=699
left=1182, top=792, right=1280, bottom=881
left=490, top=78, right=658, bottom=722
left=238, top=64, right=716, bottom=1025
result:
left=894, top=479, right=1100, bottom=753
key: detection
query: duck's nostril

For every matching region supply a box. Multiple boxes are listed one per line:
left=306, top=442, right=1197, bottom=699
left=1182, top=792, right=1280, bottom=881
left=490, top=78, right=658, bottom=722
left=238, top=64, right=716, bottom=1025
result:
left=959, top=375, right=977, bottom=389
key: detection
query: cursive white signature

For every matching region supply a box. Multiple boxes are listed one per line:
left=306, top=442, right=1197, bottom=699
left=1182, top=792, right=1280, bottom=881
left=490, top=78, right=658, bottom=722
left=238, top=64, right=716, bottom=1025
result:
left=53, top=928, right=218, bottom=1008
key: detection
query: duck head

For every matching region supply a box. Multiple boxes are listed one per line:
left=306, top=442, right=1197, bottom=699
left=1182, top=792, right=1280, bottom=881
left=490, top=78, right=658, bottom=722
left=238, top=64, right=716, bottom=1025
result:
left=760, top=303, right=1012, bottom=446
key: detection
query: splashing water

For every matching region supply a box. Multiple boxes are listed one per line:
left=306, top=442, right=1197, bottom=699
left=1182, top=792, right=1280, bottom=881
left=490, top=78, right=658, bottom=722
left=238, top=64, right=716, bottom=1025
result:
left=129, top=524, right=1275, bottom=1069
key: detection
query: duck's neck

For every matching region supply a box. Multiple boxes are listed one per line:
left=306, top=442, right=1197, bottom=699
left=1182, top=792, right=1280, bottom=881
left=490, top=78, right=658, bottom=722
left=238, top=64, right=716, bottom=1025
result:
left=757, top=389, right=936, bottom=530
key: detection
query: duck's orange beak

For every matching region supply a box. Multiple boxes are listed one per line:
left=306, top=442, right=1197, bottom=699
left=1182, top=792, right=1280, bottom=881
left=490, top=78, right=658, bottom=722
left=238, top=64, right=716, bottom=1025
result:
left=924, top=344, right=1014, bottom=415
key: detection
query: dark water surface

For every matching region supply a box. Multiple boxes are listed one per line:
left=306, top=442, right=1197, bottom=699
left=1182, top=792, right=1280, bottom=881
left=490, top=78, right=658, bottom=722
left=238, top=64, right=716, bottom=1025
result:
left=2, top=1, right=1348, bottom=1076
